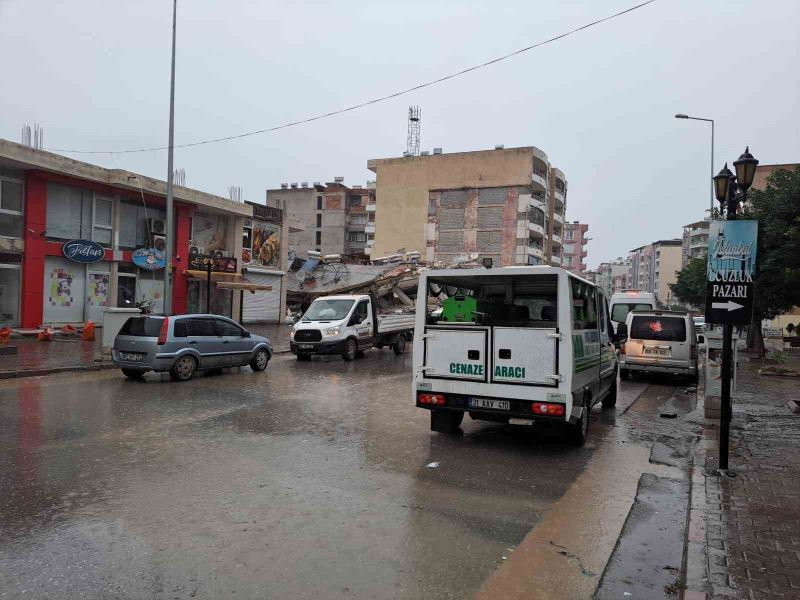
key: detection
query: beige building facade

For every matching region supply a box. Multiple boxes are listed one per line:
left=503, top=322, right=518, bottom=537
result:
left=367, top=146, right=566, bottom=266
left=629, top=239, right=682, bottom=306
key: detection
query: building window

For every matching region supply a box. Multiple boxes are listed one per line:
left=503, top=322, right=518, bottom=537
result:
left=317, top=196, right=323, bottom=210
left=527, top=207, right=545, bottom=227
left=93, top=196, right=113, bottom=247
left=0, top=178, right=24, bottom=239
left=565, top=229, right=575, bottom=240
left=316, top=214, right=322, bottom=227
left=242, top=220, right=252, bottom=250
left=46, top=182, right=92, bottom=240
left=564, top=243, right=575, bottom=254
left=348, top=232, right=366, bottom=243
left=350, top=214, right=367, bottom=225
left=315, top=231, right=322, bottom=245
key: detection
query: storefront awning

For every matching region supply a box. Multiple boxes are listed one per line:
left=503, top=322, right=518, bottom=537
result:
left=184, top=270, right=244, bottom=281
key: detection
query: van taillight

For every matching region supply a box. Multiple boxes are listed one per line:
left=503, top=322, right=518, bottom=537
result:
left=418, top=393, right=446, bottom=406
left=158, top=318, right=169, bottom=345
left=532, top=403, right=565, bottom=417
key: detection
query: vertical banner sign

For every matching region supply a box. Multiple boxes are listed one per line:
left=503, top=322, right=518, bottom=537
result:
left=705, top=220, right=758, bottom=325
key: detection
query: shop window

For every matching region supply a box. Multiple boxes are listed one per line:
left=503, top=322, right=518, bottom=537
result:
left=46, top=182, right=92, bottom=240
left=93, top=197, right=113, bottom=247
left=0, top=178, right=24, bottom=239
left=0, top=265, right=21, bottom=326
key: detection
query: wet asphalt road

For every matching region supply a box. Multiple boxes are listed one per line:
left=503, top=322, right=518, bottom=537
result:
left=0, top=351, right=694, bottom=599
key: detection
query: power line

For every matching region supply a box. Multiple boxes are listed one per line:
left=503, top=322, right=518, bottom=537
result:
left=47, top=0, right=657, bottom=155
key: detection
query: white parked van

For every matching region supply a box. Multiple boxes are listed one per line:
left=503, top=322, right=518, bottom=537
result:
left=617, top=309, right=698, bottom=381
left=412, top=266, right=620, bottom=445
left=609, top=291, right=657, bottom=334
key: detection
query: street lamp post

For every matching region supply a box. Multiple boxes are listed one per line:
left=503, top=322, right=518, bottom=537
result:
left=163, top=0, right=178, bottom=316
left=675, top=114, right=715, bottom=216
left=712, top=147, right=759, bottom=471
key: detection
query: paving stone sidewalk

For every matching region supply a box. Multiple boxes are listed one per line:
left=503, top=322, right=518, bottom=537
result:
left=685, top=356, right=800, bottom=600
left=0, top=323, right=293, bottom=379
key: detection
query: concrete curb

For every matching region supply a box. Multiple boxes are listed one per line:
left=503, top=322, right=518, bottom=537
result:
left=682, top=376, right=711, bottom=600
left=0, top=349, right=293, bottom=380
left=0, top=362, right=118, bottom=380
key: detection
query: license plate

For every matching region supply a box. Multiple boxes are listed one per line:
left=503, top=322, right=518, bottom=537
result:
left=469, top=398, right=510, bottom=410
left=644, top=348, right=670, bottom=356
left=121, top=352, right=144, bottom=361
left=299, top=344, right=314, bottom=349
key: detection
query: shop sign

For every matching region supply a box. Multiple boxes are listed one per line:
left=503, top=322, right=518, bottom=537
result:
left=705, top=220, right=758, bottom=326
left=247, top=201, right=282, bottom=224
left=189, top=253, right=237, bottom=273
left=132, top=247, right=166, bottom=270
left=62, top=239, right=105, bottom=264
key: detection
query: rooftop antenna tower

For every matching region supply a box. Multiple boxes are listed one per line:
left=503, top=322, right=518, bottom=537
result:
left=406, top=106, right=421, bottom=157
left=173, top=168, right=185, bottom=186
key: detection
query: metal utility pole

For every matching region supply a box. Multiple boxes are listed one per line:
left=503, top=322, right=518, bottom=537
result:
left=163, top=0, right=178, bottom=316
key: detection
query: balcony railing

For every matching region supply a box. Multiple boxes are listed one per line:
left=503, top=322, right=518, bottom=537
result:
left=532, top=169, right=548, bottom=189
left=527, top=245, right=544, bottom=258
left=552, top=234, right=562, bottom=245
left=365, top=223, right=375, bottom=234
left=528, top=222, right=545, bottom=237
left=553, top=211, right=564, bottom=224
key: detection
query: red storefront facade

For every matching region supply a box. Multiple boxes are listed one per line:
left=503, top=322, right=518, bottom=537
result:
left=0, top=139, right=249, bottom=329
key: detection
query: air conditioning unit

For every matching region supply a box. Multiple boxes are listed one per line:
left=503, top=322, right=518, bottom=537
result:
left=189, top=245, right=204, bottom=256
left=147, top=218, right=167, bottom=235
left=152, top=234, right=167, bottom=252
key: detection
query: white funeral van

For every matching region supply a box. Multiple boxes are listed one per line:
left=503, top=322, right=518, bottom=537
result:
left=609, top=291, right=657, bottom=334
left=412, top=266, right=620, bottom=445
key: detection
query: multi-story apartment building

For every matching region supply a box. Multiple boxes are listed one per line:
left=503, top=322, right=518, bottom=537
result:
left=681, top=219, right=710, bottom=267
left=592, top=258, right=630, bottom=295
left=366, top=146, right=566, bottom=267
left=562, top=222, right=589, bottom=274
left=266, top=180, right=375, bottom=261
left=629, top=239, right=682, bottom=306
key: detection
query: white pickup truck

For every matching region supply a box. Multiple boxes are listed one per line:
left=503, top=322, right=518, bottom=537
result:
left=290, top=294, right=415, bottom=361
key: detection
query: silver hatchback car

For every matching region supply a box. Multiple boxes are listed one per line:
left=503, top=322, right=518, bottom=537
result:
left=113, top=314, right=272, bottom=381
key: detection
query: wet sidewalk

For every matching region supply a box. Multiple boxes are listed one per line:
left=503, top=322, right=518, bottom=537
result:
left=0, top=323, right=293, bottom=379
left=685, top=356, right=800, bottom=599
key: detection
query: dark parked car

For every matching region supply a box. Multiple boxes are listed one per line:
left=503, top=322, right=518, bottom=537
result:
left=113, top=314, right=272, bottom=381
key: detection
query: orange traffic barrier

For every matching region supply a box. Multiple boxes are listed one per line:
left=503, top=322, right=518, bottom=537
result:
left=0, top=327, right=11, bottom=345
left=37, top=327, right=55, bottom=341
left=61, top=324, right=78, bottom=334
left=82, top=321, right=96, bottom=341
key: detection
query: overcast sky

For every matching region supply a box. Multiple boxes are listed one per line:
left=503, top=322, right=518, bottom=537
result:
left=1, top=0, right=798, bottom=267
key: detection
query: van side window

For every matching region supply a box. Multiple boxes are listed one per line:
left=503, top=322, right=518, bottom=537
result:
left=350, top=301, right=369, bottom=325
left=570, top=278, right=598, bottom=330
left=173, top=320, right=187, bottom=338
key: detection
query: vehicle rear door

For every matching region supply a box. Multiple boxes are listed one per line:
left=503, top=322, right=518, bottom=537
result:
left=215, top=318, right=252, bottom=366
left=186, top=318, right=223, bottom=368
left=628, top=315, right=690, bottom=367
left=422, top=326, right=488, bottom=382
left=491, top=327, right=558, bottom=385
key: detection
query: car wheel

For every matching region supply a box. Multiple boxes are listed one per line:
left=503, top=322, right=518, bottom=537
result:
left=620, top=368, right=631, bottom=381
left=250, top=348, right=270, bottom=371
left=392, top=335, right=407, bottom=355
left=170, top=355, right=197, bottom=382
left=602, top=378, right=617, bottom=409
left=569, top=399, right=590, bottom=446
left=431, top=410, right=464, bottom=433
left=341, top=339, right=358, bottom=361
left=122, top=368, right=145, bottom=380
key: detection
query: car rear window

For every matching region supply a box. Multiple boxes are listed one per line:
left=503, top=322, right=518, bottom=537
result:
left=630, top=316, right=687, bottom=342
left=118, top=317, right=164, bottom=337
left=611, top=302, right=653, bottom=323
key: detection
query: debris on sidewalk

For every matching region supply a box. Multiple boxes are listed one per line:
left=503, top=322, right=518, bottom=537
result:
left=758, top=365, right=799, bottom=377
left=426, top=462, right=439, bottom=469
